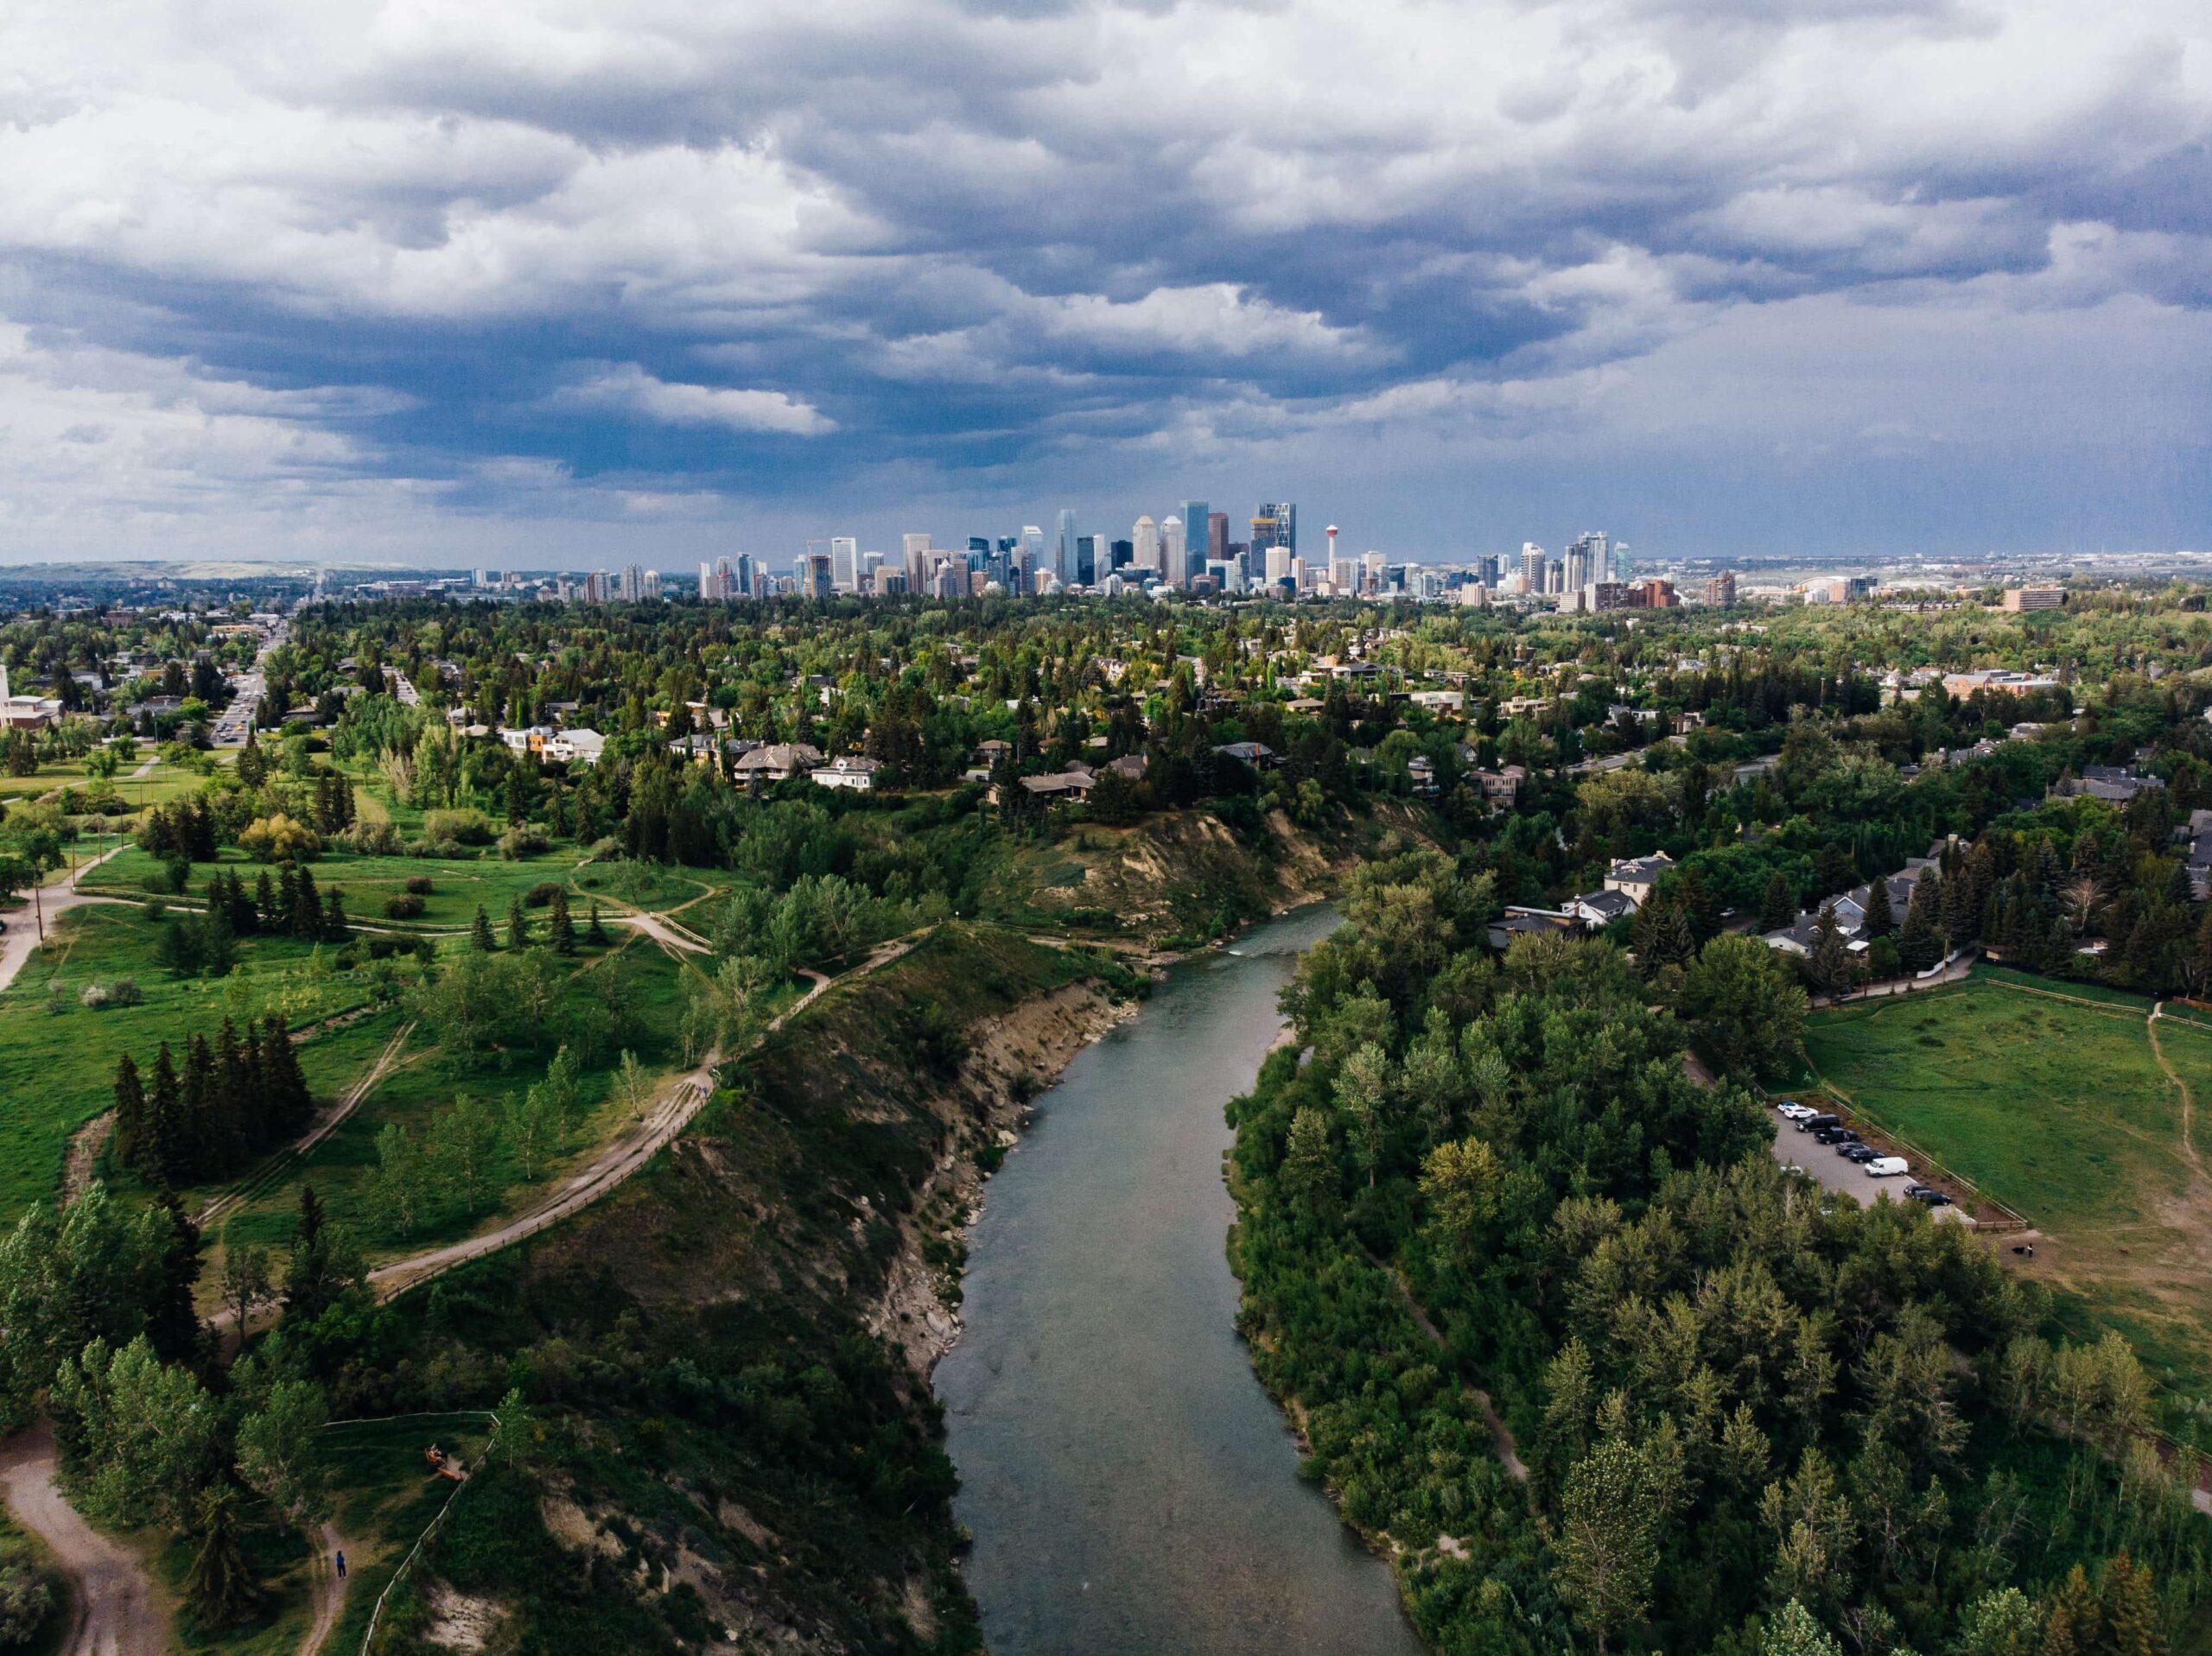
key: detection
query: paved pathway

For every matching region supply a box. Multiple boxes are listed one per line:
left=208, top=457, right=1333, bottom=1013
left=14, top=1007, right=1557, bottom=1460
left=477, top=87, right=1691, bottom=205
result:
left=0, top=844, right=130, bottom=999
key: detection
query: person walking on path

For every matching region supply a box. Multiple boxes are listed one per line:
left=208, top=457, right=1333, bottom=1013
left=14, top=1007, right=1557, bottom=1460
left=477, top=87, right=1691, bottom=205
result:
left=334, top=1549, right=346, bottom=1580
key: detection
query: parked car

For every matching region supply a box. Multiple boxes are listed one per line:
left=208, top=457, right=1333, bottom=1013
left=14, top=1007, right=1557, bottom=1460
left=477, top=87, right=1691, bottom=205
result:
left=1827, top=1130, right=1864, bottom=1149
left=1842, top=1144, right=1881, bottom=1164
left=1904, top=1184, right=1953, bottom=1207
left=1777, top=1102, right=1815, bottom=1120
left=1812, top=1126, right=1853, bottom=1145
left=1798, top=1114, right=1840, bottom=1133
left=1865, top=1156, right=1910, bottom=1177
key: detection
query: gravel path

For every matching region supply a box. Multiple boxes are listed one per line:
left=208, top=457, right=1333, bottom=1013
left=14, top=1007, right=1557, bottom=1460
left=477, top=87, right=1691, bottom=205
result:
left=0, top=1422, right=168, bottom=1656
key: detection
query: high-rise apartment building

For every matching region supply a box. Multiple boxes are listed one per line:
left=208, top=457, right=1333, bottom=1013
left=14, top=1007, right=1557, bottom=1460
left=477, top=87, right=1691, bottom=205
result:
left=800, top=553, right=834, bottom=600
left=1567, top=531, right=1611, bottom=585
left=830, top=536, right=859, bottom=593
left=1563, top=547, right=1591, bottom=593
left=1522, top=543, right=1546, bottom=590
left=1704, top=572, right=1736, bottom=607
left=1178, top=500, right=1208, bottom=588
left=1160, top=516, right=1187, bottom=588
left=1265, top=544, right=1294, bottom=586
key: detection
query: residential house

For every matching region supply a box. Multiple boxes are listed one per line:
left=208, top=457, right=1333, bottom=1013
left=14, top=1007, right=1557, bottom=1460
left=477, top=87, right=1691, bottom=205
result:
left=1603, top=853, right=1675, bottom=906
left=734, top=742, right=824, bottom=783
left=811, top=756, right=883, bottom=792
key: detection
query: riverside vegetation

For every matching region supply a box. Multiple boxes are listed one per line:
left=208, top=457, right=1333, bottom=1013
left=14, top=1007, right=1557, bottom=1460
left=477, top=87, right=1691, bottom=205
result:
left=2, top=585, right=2212, bottom=1648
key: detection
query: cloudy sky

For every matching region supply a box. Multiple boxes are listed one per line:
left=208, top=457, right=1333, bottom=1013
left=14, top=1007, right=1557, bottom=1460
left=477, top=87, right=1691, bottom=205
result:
left=1, top=0, right=2208, bottom=568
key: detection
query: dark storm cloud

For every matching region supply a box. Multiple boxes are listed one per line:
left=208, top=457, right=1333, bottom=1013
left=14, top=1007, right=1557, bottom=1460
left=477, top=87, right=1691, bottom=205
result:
left=0, top=0, right=2203, bottom=559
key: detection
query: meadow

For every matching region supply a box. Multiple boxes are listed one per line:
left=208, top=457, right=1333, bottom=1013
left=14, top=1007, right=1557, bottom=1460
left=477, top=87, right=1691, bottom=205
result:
left=1798, top=969, right=2212, bottom=1422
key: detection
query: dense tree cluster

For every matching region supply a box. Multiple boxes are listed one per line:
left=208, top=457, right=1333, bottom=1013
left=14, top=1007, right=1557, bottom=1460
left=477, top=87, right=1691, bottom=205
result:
left=111, top=1018, right=313, bottom=1189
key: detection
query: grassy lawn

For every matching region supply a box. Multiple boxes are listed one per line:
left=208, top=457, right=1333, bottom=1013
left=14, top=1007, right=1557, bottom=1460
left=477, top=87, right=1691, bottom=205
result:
left=0, top=905, right=391, bottom=1219
left=205, top=935, right=702, bottom=1281
left=81, top=844, right=592, bottom=931
left=1798, top=970, right=2212, bottom=1419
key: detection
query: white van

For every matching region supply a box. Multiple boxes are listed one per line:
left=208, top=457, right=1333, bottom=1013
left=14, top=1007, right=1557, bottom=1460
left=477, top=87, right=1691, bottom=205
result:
left=1865, top=1157, right=1909, bottom=1178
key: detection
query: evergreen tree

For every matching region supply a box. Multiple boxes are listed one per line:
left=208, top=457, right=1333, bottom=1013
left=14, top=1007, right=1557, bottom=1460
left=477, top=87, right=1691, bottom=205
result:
left=471, top=904, right=496, bottom=952
left=149, top=1042, right=188, bottom=1188
left=1898, top=876, right=1942, bottom=973
left=1861, top=874, right=1895, bottom=938
left=184, top=1034, right=228, bottom=1177
left=112, top=1053, right=148, bottom=1173
left=1807, top=905, right=1854, bottom=999
left=292, top=867, right=321, bottom=941
left=214, top=1020, right=248, bottom=1154
left=254, top=870, right=276, bottom=931
left=586, top=899, right=608, bottom=946
left=2100, top=1551, right=2164, bottom=1656
left=1758, top=870, right=1797, bottom=933
left=505, top=895, right=529, bottom=951
left=145, top=1192, right=201, bottom=1363
left=262, top=1017, right=310, bottom=1131
left=183, top=1485, right=260, bottom=1628
left=321, top=886, right=348, bottom=943
left=548, top=888, right=575, bottom=955
left=276, top=863, right=301, bottom=934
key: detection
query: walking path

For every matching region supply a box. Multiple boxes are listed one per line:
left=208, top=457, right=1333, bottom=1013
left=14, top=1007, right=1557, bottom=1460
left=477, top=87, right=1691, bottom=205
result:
left=298, top=1521, right=348, bottom=1656
left=2148, top=1002, right=2206, bottom=1181
left=0, top=1422, right=168, bottom=1656
left=359, top=933, right=914, bottom=1306
left=0, top=844, right=130, bottom=999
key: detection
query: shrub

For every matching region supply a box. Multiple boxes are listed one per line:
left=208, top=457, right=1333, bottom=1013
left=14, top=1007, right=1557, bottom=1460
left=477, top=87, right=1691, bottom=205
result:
left=404, top=875, right=435, bottom=895
left=526, top=883, right=563, bottom=908
left=385, top=893, right=426, bottom=919
left=238, top=813, right=322, bottom=863
left=423, top=809, right=493, bottom=847
left=106, top=979, right=142, bottom=1006
left=499, top=826, right=549, bottom=860
left=343, top=819, right=402, bottom=856
left=406, top=838, right=467, bottom=860
left=79, top=984, right=107, bottom=1010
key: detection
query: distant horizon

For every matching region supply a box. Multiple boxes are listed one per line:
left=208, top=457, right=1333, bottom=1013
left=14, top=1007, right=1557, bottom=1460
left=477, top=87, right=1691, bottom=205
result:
left=0, top=3, right=2204, bottom=564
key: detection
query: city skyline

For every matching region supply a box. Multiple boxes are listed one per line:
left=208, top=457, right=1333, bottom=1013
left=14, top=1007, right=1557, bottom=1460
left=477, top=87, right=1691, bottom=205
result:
left=0, top=3, right=2204, bottom=565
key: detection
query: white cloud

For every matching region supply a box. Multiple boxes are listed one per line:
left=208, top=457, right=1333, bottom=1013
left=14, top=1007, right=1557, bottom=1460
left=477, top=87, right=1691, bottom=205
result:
left=556, top=363, right=835, bottom=435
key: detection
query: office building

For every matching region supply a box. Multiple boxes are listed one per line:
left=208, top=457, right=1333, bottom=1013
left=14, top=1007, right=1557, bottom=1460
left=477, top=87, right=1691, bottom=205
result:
left=1265, top=543, right=1294, bottom=586
left=1077, top=535, right=1105, bottom=586
left=2003, top=587, right=2064, bottom=612
left=862, top=551, right=885, bottom=592
left=1179, top=500, right=1209, bottom=588
left=1251, top=503, right=1296, bottom=558
left=1161, top=516, right=1187, bottom=588
left=1567, top=531, right=1611, bottom=585
left=1521, top=543, right=1546, bottom=590
left=1132, top=516, right=1160, bottom=571
left=1110, top=538, right=1134, bottom=571
left=1563, top=546, right=1591, bottom=593
left=829, top=537, right=858, bottom=593
left=1208, top=512, right=1229, bottom=564
left=1055, top=509, right=1080, bottom=588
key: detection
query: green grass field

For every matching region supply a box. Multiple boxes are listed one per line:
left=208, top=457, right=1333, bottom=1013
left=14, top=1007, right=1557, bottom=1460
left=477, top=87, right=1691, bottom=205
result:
left=1799, top=969, right=2212, bottom=1415
left=205, top=935, right=699, bottom=1274
left=0, top=905, right=389, bottom=1218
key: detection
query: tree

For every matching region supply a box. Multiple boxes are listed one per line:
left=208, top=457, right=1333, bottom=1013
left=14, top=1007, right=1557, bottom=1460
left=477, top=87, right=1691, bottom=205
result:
left=471, top=904, right=496, bottom=953
left=428, top=1094, right=502, bottom=1216
left=236, top=1379, right=332, bottom=1532
left=1280, top=1107, right=1338, bottom=1217
left=1805, top=905, right=1855, bottom=999
left=506, top=1086, right=562, bottom=1180
left=182, top=1484, right=260, bottom=1627
left=363, top=1123, right=423, bottom=1236
left=51, top=1336, right=215, bottom=1528
left=1681, top=933, right=1808, bottom=1082
left=1334, top=1042, right=1391, bottom=1187
left=548, top=887, right=576, bottom=955
left=1420, top=1136, right=1500, bottom=1264
left=111, top=1053, right=148, bottom=1173
left=1555, top=1434, right=1664, bottom=1652
left=505, top=894, right=529, bottom=950
left=1760, top=1601, right=1844, bottom=1656
left=1952, top=1587, right=2039, bottom=1656
left=1861, top=874, right=1894, bottom=938
left=611, top=1051, right=657, bottom=1123
left=586, top=899, right=608, bottom=946
left=218, top=1230, right=271, bottom=1330
left=1759, top=870, right=1798, bottom=933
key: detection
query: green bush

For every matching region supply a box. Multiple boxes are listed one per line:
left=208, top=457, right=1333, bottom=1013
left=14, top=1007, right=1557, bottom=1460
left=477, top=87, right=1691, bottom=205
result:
left=526, top=883, right=563, bottom=907
left=423, top=808, right=494, bottom=846
left=404, top=875, right=435, bottom=895
left=385, top=893, right=426, bottom=919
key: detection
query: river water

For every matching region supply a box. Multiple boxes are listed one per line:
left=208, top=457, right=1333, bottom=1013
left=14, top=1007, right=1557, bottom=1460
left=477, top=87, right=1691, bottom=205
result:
left=937, top=905, right=1424, bottom=1655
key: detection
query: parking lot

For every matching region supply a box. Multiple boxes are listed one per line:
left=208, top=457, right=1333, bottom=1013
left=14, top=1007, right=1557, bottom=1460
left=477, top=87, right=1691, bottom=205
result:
left=1768, top=1107, right=1969, bottom=1221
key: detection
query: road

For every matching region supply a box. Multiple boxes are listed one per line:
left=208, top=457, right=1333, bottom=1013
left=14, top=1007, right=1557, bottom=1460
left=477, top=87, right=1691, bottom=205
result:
left=0, top=1422, right=168, bottom=1656
left=212, top=620, right=285, bottom=746
left=0, top=844, right=130, bottom=999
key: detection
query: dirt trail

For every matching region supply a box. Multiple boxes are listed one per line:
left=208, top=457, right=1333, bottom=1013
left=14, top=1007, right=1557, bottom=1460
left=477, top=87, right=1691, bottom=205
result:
left=0, top=1422, right=168, bottom=1656
left=2148, top=1004, right=2206, bottom=1181
left=357, top=934, right=915, bottom=1306
left=1365, top=1249, right=1528, bottom=1484
left=298, top=1521, right=347, bottom=1656
left=197, top=1020, right=417, bottom=1231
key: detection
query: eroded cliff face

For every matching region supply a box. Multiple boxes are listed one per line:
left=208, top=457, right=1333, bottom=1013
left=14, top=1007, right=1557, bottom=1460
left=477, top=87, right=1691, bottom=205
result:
left=372, top=925, right=1137, bottom=1656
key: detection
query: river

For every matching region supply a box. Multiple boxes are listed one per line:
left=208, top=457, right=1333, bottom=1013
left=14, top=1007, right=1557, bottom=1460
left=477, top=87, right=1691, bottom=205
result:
left=936, top=905, right=1424, bottom=1655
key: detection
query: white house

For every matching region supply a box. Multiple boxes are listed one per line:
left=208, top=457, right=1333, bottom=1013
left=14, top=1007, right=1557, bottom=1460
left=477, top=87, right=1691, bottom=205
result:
left=811, top=755, right=883, bottom=791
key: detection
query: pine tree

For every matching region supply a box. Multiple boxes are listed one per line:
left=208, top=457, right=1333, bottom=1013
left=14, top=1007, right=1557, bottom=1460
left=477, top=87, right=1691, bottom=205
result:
left=239, top=1023, right=270, bottom=1147
left=293, top=866, right=321, bottom=941
left=146, top=1192, right=201, bottom=1363
left=1898, top=876, right=1942, bottom=973
left=1759, top=871, right=1797, bottom=933
left=149, top=1042, right=187, bottom=1189
left=1808, top=906, right=1854, bottom=999
left=112, top=1053, right=148, bottom=1174
left=276, top=863, right=301, bottom=934
left=321, top=887, right=348, bottom=944
left=1861, top=874, right=1895, bottom=939
left=255, top=870, right=276, bottom=931
left=548, top=888, right=575, bottom=955
left=215, top=1020, right=248, bottom=1155
left=471, top=904, right=496, bottom=952
left=586, top=899, right=608, bottom=946
left=185, top=1034, right=227, bottom=1178
left=505, top=895, right=529, bottom=951
left=2099, top=1551, right=2163, bottom=1656
left=183, top=1485, right=261, bottom=1628
left=263, top=1017, right=311, bottom=1131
